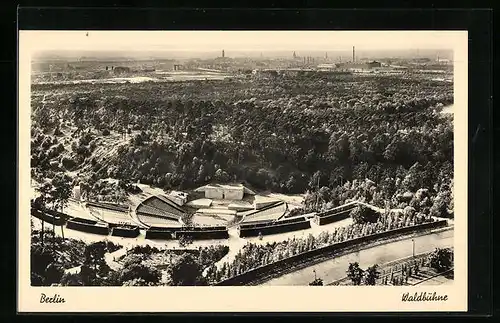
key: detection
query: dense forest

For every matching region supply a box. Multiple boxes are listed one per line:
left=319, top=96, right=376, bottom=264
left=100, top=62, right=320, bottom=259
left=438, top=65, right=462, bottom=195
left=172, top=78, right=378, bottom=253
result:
left=31, top=229, right=229, bottom=286
left=31, top=73, right=453, bottom=216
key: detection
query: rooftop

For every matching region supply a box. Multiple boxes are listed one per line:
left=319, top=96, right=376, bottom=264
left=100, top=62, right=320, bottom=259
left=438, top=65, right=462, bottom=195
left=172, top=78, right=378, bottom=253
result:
left=195, top=183, right=256, bottom=195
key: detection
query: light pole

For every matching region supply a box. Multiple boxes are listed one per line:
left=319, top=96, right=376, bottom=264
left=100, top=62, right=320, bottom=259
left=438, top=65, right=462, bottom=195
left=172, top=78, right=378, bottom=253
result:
left=412, top=238, right=415, bottom=257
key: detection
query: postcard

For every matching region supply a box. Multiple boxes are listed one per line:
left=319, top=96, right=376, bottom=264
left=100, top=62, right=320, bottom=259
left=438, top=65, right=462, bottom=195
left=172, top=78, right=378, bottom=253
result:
left=18, top=30, right=467, bottom=312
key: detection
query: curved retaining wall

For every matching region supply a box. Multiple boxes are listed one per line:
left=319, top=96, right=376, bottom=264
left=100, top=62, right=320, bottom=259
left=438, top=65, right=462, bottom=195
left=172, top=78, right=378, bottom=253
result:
left=176, top=230, right=229, bottom=240
left=314, top=208, right=353, bottom=225
left=239, top=219, right=311, bottom=238
left=145, top=229, right=175, bottom=240
left=111, top=226, right=140, bottom=238
left=86, top=201, right=130, bottom=212
left=66, top=218, right=110, bottom=235
left=216, top=220, right=448, bottom=286
left=31, top=208, right=67, bottom=226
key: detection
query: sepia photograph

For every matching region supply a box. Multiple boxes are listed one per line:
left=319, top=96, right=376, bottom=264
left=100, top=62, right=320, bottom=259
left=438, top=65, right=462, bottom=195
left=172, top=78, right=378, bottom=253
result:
left=18, top=30, right=468, bottom=312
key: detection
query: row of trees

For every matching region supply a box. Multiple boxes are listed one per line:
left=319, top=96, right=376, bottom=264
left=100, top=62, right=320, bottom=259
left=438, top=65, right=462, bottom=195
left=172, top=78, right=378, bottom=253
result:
left=31, top=232, right=120, bottom=286
left=387, top=247, right=453, bottom=285
left=346, top=262, right=380, bottom=285
left=205, top=209, right=434, bottom=284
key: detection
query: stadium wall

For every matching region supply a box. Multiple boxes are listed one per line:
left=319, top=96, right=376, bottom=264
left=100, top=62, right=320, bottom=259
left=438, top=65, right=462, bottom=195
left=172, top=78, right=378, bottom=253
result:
left=239, top=219, right=311, bottom=237
left=86, top=201, right=129, bottom=212
left=31, top=208, right=67, bottom=226
left=314, top=209, right=352, bottom=225
left=145, top=229, right=175, bottom=240
left=66, top=218, right=110, bottom=235
left=175, top=230, right=229, bottom=240
left=111, top=226, right=140, bottom=238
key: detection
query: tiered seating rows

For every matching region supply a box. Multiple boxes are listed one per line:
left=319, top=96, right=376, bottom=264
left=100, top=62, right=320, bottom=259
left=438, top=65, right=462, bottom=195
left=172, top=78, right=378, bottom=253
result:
left=137, top=215, right=179, bottom=228
left=88, top=206, right=135, bottom=225
left=137, top=214, right=181, bottom=227
left=143, top=196, right=185, bottom=217
left=243, top=202, right=286, bottom=222
left=86, top=201, right=129, bottom=212
left=136, top=204, right=180, bottom=220
left=156, top=195, right=186, bottom=213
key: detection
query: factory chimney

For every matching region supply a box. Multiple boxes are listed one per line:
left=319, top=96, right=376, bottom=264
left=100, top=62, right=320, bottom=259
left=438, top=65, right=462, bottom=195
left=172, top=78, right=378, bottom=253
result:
left=222, top=49, right=225, bottom=58
left=352, top=46, right=355, bottom=62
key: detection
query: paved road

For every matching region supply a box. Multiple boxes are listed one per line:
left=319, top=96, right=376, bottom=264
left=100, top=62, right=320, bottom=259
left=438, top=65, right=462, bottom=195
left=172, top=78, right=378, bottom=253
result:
left=260, top=228, right=453, bottom=286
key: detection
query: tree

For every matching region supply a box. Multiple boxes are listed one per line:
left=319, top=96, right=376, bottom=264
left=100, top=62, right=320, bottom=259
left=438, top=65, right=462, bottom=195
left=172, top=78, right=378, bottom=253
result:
left=350, top=205, right=379, bottom=224
left=427, top=248, right=453, bottom=273
left=364, top=264, right=380, bottom=285
left=51, top=173, right=72, bottom=237
left=168, top=253, right=204, bottom=286
left=31, top=242, right=59, bottom=286
left=120, top=257, right=161, bottom=286
left=82, top=241, right=109, bottom=284
left=34, top=181, right=54, bottom=246
left=347, top=262, right=364, bottom=285
left=178, top=235, right=193, bottom=247
left=402, top=162, right=423, bottom=192
left=60, top=272, right=83, bottom=286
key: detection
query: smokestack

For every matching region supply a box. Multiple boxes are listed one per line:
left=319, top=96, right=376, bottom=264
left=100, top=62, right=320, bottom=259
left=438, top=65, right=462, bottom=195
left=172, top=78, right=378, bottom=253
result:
left=352, top=46, right=355, bottom=62
left=222, top=49, right=225, bottom=58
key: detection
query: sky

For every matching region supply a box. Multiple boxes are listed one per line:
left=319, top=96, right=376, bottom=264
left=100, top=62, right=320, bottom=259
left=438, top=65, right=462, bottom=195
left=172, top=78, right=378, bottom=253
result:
left=20, top=30, right=465, bottom=53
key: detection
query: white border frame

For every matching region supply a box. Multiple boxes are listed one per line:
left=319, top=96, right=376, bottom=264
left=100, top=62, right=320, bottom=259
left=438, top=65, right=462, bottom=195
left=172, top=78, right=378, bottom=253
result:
left=18, top=30, right=468, bottom=312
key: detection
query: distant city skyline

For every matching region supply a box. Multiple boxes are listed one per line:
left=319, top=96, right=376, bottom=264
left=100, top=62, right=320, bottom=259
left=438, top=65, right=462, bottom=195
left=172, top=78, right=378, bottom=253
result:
left=33, top=48, right=454, bottom=62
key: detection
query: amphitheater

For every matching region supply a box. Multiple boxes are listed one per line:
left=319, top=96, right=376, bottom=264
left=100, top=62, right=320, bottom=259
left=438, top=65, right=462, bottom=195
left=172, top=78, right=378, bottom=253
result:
left=30, top=183, right=366, bottom=244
